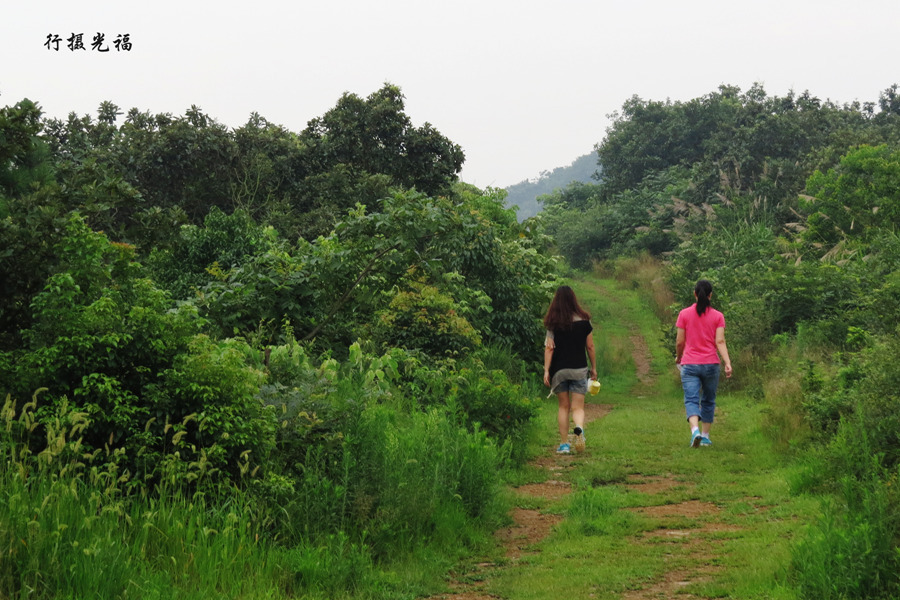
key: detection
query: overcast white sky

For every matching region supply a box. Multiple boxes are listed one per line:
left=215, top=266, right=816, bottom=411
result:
left=2, top=0, right=899, bottom=188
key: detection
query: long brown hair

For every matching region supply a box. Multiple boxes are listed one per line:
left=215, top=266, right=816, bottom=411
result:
left=543, top=285, right=591, bottom=331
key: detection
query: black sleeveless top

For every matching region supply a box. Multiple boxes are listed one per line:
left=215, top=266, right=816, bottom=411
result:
left=548, top=320, right=593, bottom=378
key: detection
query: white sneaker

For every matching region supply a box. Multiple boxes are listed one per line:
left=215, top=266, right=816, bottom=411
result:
left=574, top=430, right=586, bottom=453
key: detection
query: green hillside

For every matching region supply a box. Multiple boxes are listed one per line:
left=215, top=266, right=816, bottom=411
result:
left=504, top=152, right=600, bottom=220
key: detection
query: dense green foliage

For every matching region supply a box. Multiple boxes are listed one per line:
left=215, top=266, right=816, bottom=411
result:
left=0, top=86, right=557, bottom=598
left=542, top=84, right=900, bottom=265
left=566, top=82, right=900, bottom=598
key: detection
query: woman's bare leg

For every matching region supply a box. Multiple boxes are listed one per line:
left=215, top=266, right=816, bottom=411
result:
left=570, top=393, right=585, bottom=431
left=557, top=391, right=570, bottom=444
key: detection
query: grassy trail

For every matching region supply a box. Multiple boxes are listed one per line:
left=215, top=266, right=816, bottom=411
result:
left=431, top=276, right=818, bottom=600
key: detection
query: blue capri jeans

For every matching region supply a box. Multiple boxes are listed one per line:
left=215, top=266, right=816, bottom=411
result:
left=554, top=378, right=588, bottom=395
left=680, top=363, right=720, bottom=423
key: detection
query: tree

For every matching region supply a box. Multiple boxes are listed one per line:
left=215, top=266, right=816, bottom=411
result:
left=300, top=84, right=464, bottom=198
left=801, top=145, right=900, bottom=253
left=0, top=99, right=54, bottom=202
left=878, top=84, right=900, bottom=117
left=0, top=99, right=62, bottom=349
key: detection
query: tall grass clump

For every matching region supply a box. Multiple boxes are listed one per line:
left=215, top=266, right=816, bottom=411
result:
left=275, top=532, right=375, bottom=598
left=759, top=338, right=813, bottom=452
left=601, top=252, right=674, bottom=323
left=251, top=340, right=512, bottom=572
left=470, top=343, right=539, bottom=389
left=561, top=483, right=633, bottom=538
left=0, top=392, right=282, bottom=600
left=348, top=404, right=503, bottom=556
left=791, top=450, right=900, bottom=599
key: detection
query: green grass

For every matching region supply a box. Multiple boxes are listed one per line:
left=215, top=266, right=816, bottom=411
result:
left=478, top=273, right=822, bottom=600
left=0, top=389, right=509, bottom=600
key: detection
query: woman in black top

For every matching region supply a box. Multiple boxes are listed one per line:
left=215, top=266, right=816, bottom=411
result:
left=543, top=286, right=597, bottom=454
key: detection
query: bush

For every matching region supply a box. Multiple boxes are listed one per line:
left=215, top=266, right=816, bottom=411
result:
left=760, top=342, right=813, bottom=452
left=791, top=447, right=900, bottom=599
left=371, top=284, right=481, bottom=358
left=0, top=215, right=277, bottom=483
left=451, top=366, right=538, bottom=464
left=791, top=359, right=900, bottom=600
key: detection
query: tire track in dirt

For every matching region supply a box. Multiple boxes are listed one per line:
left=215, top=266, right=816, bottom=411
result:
left=630, top=333, right=653, bottom=387
left=621, top=475, right=740, bottom=600
left=580, top=277, right=736, bottom=599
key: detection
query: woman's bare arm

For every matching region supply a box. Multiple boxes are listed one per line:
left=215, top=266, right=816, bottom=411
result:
left=715, top=326, right=732, bottom=377
left=543, top=337, right=554, bottom=386
left=586, top=332, right=597, bottom=379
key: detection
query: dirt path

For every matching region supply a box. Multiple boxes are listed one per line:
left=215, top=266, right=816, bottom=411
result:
left=598, top=282, right=736, bottom=599
left=427, top=285, right=657, bottom=600
left=425, top=276, right=781, bottom=600
left=630, top=333, right=653, bottom=387
left=432, top=402, right=613, bottom=600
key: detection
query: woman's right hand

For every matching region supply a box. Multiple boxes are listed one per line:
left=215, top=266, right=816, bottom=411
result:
left=543, top=371, right=550, bottom=387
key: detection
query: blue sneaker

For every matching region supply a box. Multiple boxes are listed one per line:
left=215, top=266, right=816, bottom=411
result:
left=700, top=436, right=712, bottom=447
left=690, top=431, right=702, bottom=448
left=556, top=443, right=572, bottom=455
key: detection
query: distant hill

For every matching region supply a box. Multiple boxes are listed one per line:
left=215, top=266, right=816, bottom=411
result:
left=504, top=152, right=600, bottom=220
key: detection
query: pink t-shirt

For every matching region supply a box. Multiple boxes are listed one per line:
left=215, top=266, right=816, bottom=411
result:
left=676, top=304, right=725, bottom=365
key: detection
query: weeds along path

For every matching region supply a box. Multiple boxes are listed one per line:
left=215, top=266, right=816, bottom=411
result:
left=427, top=275, right=817, bottom=600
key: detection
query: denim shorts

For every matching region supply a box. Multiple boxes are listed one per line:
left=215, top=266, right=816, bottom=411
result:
left=555, top=378, right=588, bottom=395
left=680, top=363, right=720, bottom=423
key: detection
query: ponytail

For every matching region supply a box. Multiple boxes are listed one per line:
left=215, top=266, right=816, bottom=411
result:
left=695, top=280, right=713, bottom=316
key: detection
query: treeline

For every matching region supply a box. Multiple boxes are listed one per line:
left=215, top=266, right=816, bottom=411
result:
left=550, top=83, right=900, bottom=599
left=0, top=85, right=560, bottom=598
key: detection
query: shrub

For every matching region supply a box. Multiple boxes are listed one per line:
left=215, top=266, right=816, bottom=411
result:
left=450, top=366, right=538, bottom=464
left=145, top=335, right=276, bottom=479
left=0, top=215, right=278, bottom=483
left=791, top=446, right=900, bottom=599
left=371, top=284, right=481, bottom=357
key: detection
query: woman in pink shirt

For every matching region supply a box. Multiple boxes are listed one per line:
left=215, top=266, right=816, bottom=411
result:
left=675, top=280, right=733, bottom=448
